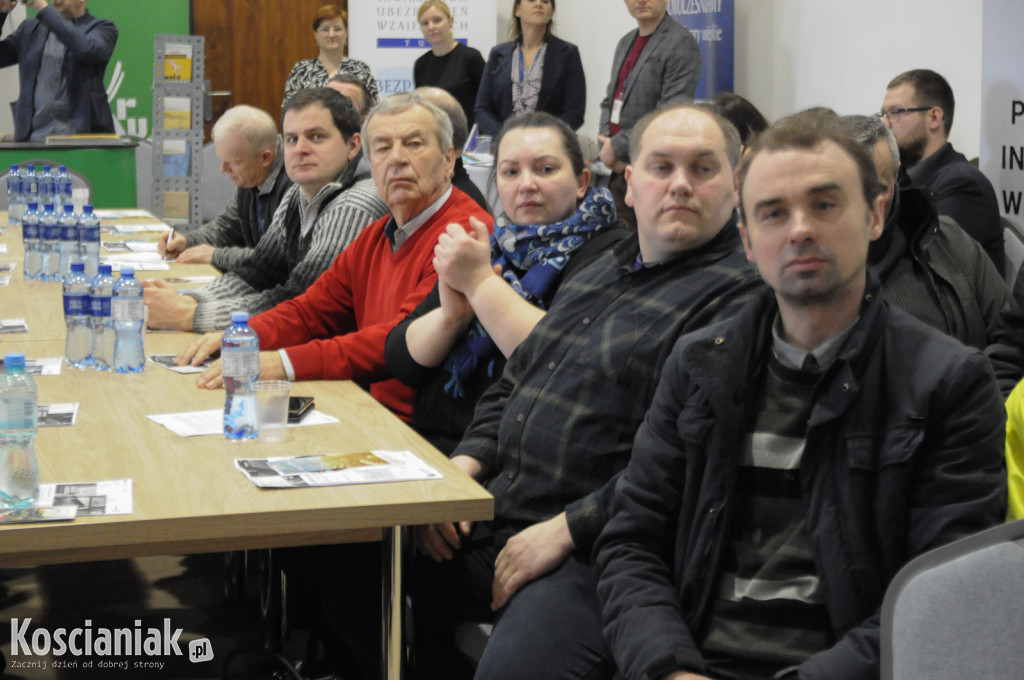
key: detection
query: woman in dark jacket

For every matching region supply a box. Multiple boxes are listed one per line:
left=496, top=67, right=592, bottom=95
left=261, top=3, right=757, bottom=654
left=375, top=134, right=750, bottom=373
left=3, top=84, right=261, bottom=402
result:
left=474, top=0, right=586, bottom=135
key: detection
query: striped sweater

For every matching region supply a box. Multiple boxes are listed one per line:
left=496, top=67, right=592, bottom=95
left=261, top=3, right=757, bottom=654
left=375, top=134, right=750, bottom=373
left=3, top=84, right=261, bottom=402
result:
left=187, top=166, right=387, bottom=332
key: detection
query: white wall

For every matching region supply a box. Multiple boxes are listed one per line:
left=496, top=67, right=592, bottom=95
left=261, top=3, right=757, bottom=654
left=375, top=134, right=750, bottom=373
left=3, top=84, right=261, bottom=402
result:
left=2, top=1, right=986, bottom=158
left=548, top=0, right=984, bottom=159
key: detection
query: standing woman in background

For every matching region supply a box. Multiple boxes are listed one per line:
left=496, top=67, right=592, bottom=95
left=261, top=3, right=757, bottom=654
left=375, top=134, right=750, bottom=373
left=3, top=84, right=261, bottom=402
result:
left=282, top=5, right=379, bottom=109
left=474, top=0, right=585, bottom=136
left=414, top=0, right=485, bottom=130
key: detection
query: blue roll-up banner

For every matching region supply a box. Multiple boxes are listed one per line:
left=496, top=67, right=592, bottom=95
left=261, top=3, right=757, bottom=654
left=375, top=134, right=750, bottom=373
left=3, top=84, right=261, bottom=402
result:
left=670, top=0, right=735, bottom=99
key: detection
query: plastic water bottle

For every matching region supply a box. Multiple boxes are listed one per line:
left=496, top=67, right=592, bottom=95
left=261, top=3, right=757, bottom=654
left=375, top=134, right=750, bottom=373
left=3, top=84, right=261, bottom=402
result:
left=58, top=205, right=79, bottom=282
left=6, top=164, right=22, bottom=226
left=89, top=264, right=116, bottom=371
left=56, top=165, right=71, bottom=214
left=0, top=354, right=40, bottom=509
left=37, top=165, right=54, bottom=210
left=111, top=267, right=145, bottom=373
left=39, top=203, right=60, bottom=282
left=222, top=311, right=260, bottom=440
left=22, top=202, right=42, bottom=280
left=22, top=164, right=37, bottom=207
left=63, top=262, right=92, bottom=368
left=78, top=205, right=100, bottom=280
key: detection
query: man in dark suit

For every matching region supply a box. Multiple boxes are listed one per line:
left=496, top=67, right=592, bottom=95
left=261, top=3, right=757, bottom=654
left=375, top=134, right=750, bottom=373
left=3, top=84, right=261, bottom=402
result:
left=0, top=0, right=117, bottom=142
left=880, top=69, right=1004, bottom=275
left=598, top=0, right=701, bottom=228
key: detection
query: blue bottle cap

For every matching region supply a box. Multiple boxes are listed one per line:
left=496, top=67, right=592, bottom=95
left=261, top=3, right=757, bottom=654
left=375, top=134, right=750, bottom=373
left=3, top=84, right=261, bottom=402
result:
left=71, top=262, right=85, bottom=272
left=98, top=264, right=113, bottom=275
left=83, top=205, right=93, bottom=214
left=120, top=266, right=135, bottom=277
left=64, top=205, right=73, bottom=213
left=3, top=354, right=25, bottom=369
left=230, top=311, right=250, bottom=323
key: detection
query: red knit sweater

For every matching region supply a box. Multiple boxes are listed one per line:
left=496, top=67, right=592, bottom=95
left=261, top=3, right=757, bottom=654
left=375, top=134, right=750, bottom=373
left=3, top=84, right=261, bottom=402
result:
left=249, top=188, right=491, bottom=421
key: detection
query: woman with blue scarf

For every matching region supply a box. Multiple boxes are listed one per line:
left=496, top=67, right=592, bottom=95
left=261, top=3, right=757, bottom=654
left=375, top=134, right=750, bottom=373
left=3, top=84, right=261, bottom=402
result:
left=386, top=111, right=626, bottom=454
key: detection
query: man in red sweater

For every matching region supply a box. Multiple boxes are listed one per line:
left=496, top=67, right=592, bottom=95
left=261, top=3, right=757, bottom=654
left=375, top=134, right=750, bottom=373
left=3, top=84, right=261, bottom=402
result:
left=177, top=92, right=492, bottom=421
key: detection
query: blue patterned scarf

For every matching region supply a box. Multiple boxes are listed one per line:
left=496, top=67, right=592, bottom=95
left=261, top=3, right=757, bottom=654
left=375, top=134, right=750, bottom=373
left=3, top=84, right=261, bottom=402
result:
left=443, top=187, right=617, bottom=397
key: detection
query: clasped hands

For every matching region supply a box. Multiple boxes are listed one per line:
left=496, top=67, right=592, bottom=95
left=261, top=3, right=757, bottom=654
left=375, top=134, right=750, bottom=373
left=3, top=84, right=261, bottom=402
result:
left=432, top=216, right=499, bottom=324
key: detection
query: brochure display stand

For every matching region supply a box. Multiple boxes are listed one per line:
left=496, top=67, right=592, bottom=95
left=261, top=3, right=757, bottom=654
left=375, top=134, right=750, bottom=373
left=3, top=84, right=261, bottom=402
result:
left=151, top=35, right=204, bottom=231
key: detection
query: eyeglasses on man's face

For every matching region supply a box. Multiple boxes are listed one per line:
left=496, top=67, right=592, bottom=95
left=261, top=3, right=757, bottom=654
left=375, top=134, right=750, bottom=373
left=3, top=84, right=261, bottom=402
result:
left=876, top=106, right=931, bottom=124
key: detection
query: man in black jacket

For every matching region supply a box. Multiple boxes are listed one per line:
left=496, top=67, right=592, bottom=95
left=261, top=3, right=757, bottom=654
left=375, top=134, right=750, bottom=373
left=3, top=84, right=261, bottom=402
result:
left=880, top=69, right=1003, bottom=274
left=845, top=114, right=1009, bottom=352
left=594, top=110, right=1005, bottom=680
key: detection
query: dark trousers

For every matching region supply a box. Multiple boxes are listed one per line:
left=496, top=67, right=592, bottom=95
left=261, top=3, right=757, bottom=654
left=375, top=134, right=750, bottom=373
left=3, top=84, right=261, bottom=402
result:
left=414, top=543, right=618, bottom=680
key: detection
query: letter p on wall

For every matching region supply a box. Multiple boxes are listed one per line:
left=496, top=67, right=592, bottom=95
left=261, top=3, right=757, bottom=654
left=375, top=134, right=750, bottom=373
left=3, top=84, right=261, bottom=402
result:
left=1013, top=101, right=1024, bottom=125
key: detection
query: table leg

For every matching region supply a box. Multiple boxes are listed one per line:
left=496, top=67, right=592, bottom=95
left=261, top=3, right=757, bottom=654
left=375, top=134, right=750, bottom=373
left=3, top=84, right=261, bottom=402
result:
left=381, top=525, right=409, bottom=680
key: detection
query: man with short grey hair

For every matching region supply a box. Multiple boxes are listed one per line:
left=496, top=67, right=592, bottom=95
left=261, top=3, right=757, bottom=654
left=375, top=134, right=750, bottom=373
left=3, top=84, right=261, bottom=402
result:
left=844, top=113, right=1008, bottom=353
left=159, top=105, right=293, bottom=270
left=416, top=85, right=489, bottom=211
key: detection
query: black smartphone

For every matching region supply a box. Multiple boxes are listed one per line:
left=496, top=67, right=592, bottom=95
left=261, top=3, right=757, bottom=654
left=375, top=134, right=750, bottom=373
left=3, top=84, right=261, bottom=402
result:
left=287, top=396, right=314, bottom=424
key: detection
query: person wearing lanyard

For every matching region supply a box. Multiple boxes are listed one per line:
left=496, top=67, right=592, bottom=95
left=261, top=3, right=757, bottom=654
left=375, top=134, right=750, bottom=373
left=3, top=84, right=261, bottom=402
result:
left=598, top=0, right=701, bottom=230
left=473, top=0, right=585, bottom=136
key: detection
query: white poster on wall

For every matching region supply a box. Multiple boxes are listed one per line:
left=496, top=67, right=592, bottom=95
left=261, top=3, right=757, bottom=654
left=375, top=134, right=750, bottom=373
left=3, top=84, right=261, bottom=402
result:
left=981, top=0, right=1024, bottom=229
left=350, top=0, right=498, bottom=99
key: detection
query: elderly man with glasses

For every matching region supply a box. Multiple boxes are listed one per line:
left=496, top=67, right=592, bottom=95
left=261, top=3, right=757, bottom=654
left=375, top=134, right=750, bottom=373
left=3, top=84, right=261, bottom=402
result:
left=880, top=69, right=1004, bottom=274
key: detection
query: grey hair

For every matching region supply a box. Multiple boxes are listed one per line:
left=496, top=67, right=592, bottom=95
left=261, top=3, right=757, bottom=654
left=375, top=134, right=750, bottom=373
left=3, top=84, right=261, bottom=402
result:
left=362, top=92, right=454, bottom=157
left=212, top=105, right=279, bottom=155
left=414, top=86, right=468, bottom=151
left=843, top=114, right=899, bottom=178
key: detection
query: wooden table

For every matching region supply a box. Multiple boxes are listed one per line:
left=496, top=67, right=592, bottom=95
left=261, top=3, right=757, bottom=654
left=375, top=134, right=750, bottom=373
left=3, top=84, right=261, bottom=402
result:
left=0, top=217, right=494, bottom=678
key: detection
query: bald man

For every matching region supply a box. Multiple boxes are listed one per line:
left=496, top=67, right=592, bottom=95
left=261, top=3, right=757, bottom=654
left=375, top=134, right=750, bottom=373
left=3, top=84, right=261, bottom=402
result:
left=416, top=86, right=490, bottom=212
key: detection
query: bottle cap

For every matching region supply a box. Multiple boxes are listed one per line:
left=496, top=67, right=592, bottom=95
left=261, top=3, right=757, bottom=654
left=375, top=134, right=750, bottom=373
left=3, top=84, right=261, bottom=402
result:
left=120, top=266, right=135, bottom=277
left=64, top=205, right=73, bottom=213
left=9, top=164, right=16, bottom=171
left=44, top=203, right=54, bottom=211
left=230, top=311, right=250, bottom=323
left=83, top=205, right=93, bottom=214
left=99, top=264, right=113, bottom=275
left=71, top=262, right=85, bottom=273
left=28, top=202, right=38, bottom=210
left=3, top=354, right=25, bottom=370
left=59, top=165, right=67, bottom=172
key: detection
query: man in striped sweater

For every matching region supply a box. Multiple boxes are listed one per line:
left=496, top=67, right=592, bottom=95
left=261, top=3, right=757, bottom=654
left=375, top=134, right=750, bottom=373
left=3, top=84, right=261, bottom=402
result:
left=594, top=110, right=1004, bottom=680
left=143, top=87, right=388, bottom=333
